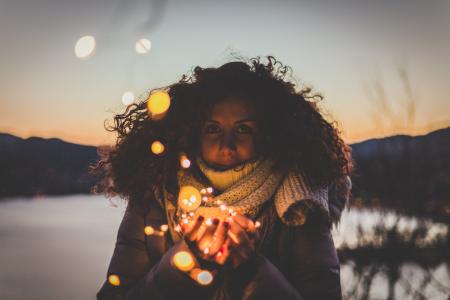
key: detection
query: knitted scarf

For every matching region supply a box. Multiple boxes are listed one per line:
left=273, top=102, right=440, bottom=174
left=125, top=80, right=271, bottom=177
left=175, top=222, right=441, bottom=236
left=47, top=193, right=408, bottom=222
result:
left=161, top=156, right=342, bottom=243
left=195, top=156, right=261, bottom=192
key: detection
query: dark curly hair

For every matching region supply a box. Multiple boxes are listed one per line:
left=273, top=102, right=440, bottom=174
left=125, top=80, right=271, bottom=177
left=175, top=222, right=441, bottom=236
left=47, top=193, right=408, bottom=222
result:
left=90, top=56, right=353, bottom=211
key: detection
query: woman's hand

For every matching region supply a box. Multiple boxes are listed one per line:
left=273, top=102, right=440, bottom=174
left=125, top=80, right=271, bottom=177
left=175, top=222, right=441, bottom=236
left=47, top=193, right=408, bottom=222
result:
left=222, top=212, right=260, bottom=269
left=181, top=215, right=229, bottom=265
left=180, top=212, right=260, bottom=269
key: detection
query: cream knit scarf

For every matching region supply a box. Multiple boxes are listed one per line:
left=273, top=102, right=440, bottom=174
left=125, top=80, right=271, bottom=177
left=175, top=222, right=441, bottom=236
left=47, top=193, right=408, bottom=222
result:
left=195, top=156, right=262, bottom=192
left=161, top=156, right=331, bottom=243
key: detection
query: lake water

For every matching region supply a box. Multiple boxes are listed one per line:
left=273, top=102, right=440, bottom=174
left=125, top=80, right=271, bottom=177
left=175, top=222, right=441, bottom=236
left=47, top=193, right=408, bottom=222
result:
left=0, top=195, right=448, bottom=300
left=0, top=195, right=125, bottom=300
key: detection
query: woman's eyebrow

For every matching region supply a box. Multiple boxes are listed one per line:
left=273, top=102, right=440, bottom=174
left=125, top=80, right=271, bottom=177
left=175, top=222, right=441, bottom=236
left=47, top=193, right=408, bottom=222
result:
left=235, top=118, right=256, bottom=123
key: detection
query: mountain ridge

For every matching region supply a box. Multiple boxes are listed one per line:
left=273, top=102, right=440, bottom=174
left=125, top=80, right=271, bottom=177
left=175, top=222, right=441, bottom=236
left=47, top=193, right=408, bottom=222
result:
left=1, top=128, right=448, bottom=221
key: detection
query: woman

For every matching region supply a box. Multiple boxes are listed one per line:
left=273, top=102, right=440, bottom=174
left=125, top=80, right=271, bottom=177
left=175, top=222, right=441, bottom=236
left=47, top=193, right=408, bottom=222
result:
left=92, top=56, right=353, bottom=299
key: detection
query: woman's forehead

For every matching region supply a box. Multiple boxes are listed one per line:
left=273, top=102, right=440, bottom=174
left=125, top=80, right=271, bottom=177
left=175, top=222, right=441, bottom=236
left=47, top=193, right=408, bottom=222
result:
left=208, top=96, right=257, bottom=121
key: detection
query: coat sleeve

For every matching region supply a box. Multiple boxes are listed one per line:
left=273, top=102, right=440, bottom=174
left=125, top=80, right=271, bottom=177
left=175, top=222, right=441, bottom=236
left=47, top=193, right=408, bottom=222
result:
left=285, top=215, right=342, bottom=300
left=96, top=202, right=216, bottom=300
left=231, top=254, right=304, bottom=300
left=237, top=214, right=341, bottom=300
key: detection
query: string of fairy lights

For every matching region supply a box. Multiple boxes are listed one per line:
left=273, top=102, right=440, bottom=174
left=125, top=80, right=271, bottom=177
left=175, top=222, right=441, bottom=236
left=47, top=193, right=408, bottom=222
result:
left=75, top=36, right=261, bottom=287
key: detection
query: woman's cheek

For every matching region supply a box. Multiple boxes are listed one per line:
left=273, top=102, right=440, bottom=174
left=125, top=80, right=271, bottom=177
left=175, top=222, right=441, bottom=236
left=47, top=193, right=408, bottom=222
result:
left=201, top=139, right=219, bottom=158
left=236, top=138, right=256, bottom=158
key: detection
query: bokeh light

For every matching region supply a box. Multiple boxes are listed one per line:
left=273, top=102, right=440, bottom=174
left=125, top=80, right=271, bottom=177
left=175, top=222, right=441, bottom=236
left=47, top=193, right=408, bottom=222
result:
left=173, top=251, right=195, bottom=272
left=195, top=269, right=213, bottom=285
left=151, top=140, right=165, bottom=155
left=144, top=226, right=155, bottom=235
left=178, top=185, right=201, bottom=212
left=121, top=91, right=135, bottom=105
left=74, top=35, right=96, bottom=59
left=108, top=274, right=120, bottom=286
left=180, top=154, right=191, bottom=168
left=147, top=90, right=171, bottom=117
left=135, top=38, right=152, bottom=54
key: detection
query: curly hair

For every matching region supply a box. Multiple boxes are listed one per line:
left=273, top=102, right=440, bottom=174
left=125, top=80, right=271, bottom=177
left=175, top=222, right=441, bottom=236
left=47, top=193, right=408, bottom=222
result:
left=90, top=56, right=353, bottom=211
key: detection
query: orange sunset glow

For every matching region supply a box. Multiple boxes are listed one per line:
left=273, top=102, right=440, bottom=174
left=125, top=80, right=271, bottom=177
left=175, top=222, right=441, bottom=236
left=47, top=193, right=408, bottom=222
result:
left=1, top=0, right=449, bottom=146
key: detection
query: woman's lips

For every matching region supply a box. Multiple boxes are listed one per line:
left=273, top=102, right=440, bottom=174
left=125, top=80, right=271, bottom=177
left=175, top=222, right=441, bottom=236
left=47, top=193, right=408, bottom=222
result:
left=219, top=157, right=238, bottom=165
left=210, top=160, right=239, bottom=171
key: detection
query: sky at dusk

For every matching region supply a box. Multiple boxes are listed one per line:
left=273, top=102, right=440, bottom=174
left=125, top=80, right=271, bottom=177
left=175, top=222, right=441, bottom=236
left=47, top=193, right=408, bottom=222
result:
left=1, top=0, right=449, bottom=146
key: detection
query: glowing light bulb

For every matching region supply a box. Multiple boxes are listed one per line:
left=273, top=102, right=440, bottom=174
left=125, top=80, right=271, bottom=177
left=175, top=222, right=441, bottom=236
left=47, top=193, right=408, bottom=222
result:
left=180, top=154, right=191, bottom=168
left=144, top=226, right=155, bottom=235
left=135, top=38, right=151, bottom=54
left=205, top=218, right=213, bottom=226
left=75, top=35, right=96, bottom=59
left=151, top=140, right=165, bottom=155
left=178, top=186, right=201, bottom=212
left=202, top=196, right=208, bottom=202
left=228, top=208, right=236, bottom=216
left=108, top=274, right=120, bottom=286
left=121, top=91, right=135, bottom=105
left=147, top=90, right=171, bottom=117
left=200, top=188, right=206, bottom=194
left=206, top=187, right=213, bottom=194
left=196, top=270, right=213, bottom=285
left=173, top=251, right=194, bottom=271
left=255, top=221, right=261, bottom=228
left=160, top=224, right=168, bottom=232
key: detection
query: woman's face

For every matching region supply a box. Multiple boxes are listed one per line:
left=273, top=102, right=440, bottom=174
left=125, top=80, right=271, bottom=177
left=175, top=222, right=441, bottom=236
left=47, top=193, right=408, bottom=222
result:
left=200, top=96, right=260, bottom=171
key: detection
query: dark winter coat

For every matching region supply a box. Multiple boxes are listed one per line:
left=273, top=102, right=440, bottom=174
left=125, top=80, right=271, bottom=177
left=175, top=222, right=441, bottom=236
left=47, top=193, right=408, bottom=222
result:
left=96, top=181, right=345, bottom=300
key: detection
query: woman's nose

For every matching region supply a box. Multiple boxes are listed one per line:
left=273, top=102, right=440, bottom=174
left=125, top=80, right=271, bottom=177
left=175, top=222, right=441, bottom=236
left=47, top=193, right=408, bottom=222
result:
left=220, top=133, right=237, bottom=151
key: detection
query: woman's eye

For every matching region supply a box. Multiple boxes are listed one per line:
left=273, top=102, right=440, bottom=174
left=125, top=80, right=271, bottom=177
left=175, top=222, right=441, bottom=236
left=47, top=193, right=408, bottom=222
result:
left=204, top=124, right=221, bottom=134
left=236, top=125, right=253, bottom=134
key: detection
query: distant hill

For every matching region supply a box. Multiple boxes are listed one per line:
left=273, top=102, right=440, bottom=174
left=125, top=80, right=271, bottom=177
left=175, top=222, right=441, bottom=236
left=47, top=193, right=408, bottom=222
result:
left=0, top=133, right=100, bottom=198
left=350, top=127, right=449, bottom=222
left=0, top=129, right=449, bottom=221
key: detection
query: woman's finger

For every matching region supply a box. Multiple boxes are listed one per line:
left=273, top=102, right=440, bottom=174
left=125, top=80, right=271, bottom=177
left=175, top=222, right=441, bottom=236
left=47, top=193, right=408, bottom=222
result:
left=197, top=218, right=220, bottom=255
left=184, top=215, right=205, bottom=242
left=227, top=216, right=258, bottom=267
left=227, top=217, right=251, bottom=247
left=215, top=238, right=231, bottom=265
left=207, top=220, right=228, bottom=257
left=232, top=213, right=258, bottom=242
left=233, top=213, right=255, bottom=232
left=183, top=215, right=203, bottom=235
left=192, top=220, right=208, bottom=242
